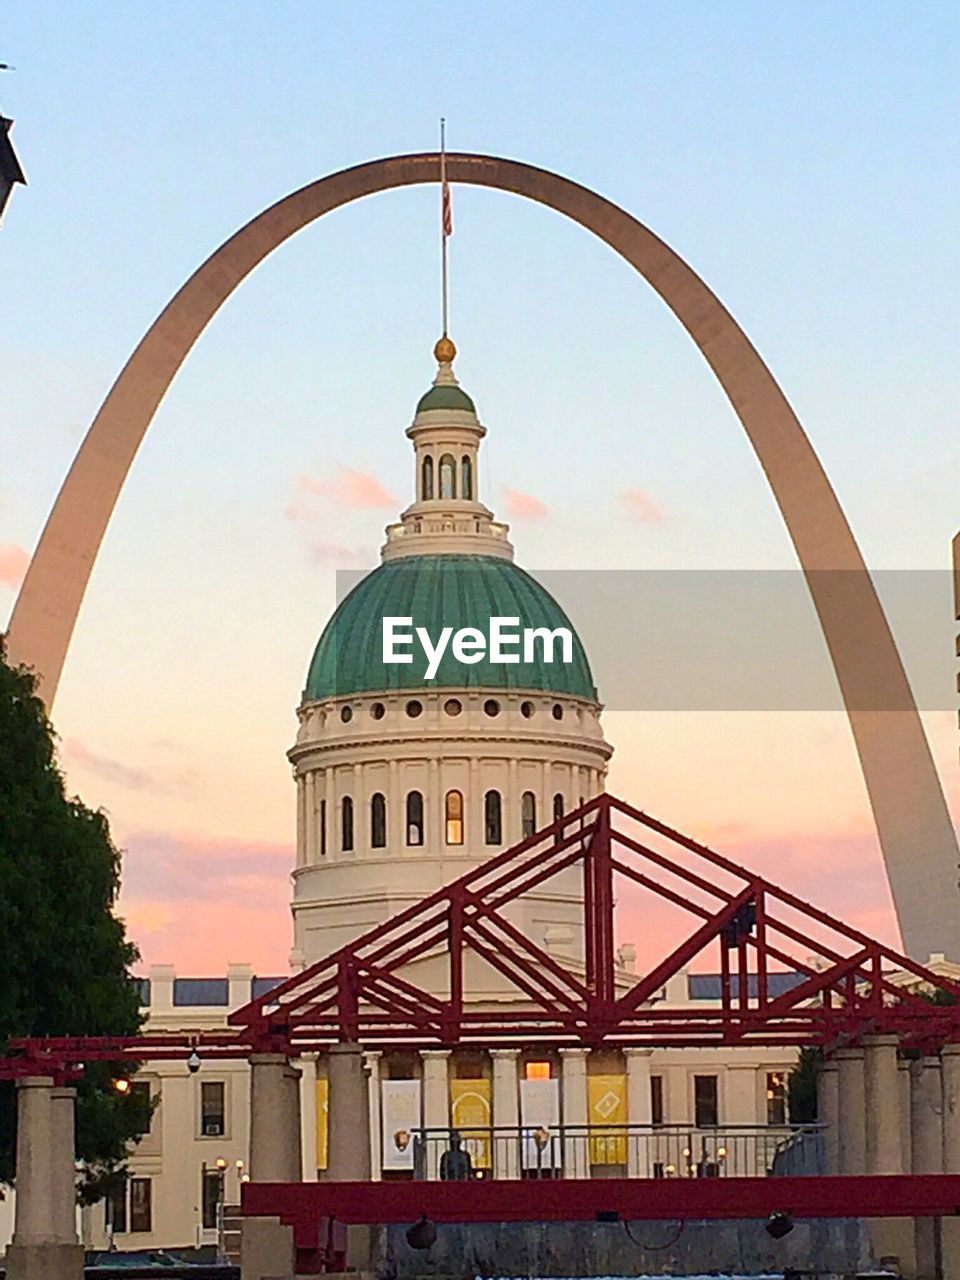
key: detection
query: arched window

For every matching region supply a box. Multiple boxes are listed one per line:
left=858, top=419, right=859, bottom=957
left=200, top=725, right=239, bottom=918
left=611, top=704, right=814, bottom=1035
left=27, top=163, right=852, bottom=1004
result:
left=371, top=793, right=386, bottom=849
left=521, top=791, right=537, bottom=839
left=320, top=798, right=327, bottom=857
left=484, top=790, right=502, bottom=845
left=461, top=454, right=473, bottom=500
left=553, top=793, right=564, bottom=846
left=445, top=790, right=464, bottom=845
left=439, top=453, right=456, bottom=499
left=341, top=796, right=354, bottom=852
left=422, top=454, right=434, bottom=500
left=406, top=791, right=424, bottom=846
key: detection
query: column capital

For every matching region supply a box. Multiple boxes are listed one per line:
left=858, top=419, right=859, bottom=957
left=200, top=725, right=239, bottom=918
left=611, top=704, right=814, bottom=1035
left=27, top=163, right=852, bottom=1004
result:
left=420, top=1048, right=451, bottom=1060
left=861, top=1033, right=900, bottom=1049
left=249, top=1051, right=290, bottom=1066
left=15, top=1075, right=57, bottom=1090
left=833, top=1046, right=865, bottom=1062
left=818, top=1059, right=839, bottom=1073
left=623, top=1047, right=653, bottom=1059
left=942, top=1043, right=960, bottom=1060
left=558, top=1046, right=589, bottom=1058
left=327, top=1041, right=364, bottom=1058
left=490, top=1048, right=520, bottom=1060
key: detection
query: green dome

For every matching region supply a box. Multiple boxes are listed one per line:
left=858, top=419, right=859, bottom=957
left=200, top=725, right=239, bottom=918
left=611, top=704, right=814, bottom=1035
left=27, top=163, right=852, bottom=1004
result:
left=415, top=384, right=477, bottom=414
left=304, top=555, right=597, bottom=702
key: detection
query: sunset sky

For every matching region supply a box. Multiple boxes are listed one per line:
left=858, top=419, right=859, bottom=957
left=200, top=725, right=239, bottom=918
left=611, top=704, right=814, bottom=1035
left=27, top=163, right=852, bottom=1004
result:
left=2, top=3, right=958, bottom=973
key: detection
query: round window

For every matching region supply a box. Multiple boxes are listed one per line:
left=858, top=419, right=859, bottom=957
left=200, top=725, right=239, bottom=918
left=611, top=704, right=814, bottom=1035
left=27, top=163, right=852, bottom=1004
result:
left=406, top=699, right=423, bottom=718
left=340, top=705, right=353, bottom=723
left=371, top=702, right=386, bottom=720
left=520, top=700, right=535, bottom=719
left=484, top=699, right=500, bottom=717
left=552, top=703, right=564, bottom=721
left=444, top=698, right=463, bottom=717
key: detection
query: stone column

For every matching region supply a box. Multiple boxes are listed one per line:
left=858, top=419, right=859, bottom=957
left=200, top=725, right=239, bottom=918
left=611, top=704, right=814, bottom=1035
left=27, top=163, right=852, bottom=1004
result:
left=911, top=1055, right=943, bottom=1280
left=325, top=768, right=335, bottom=859
left=508, top=759, right=520, bottom=841
left=296, top=775, right=306, bottom=866
left=305, top=772, right=318, bottom=861
left=941, top=1045, right=960, bottom=1280
left=6, top=1076, right=83, bottom=1280
left=912, top=1055, right=944, bottom=1172
left=429, top=759, right=441, bottom=854
left=299, top=1054, right=318, bottom=1181
left=491, top=1049, right=520, bottom=1179
left=248, top=1054, right=302, bottom=1182
left=388, top=760, right=399, bottom=852
left=863, top=1036, right=911, bottom=1274
left=898, top=1058, right=913, bottom=1173
left=470, top=758, right=482, bottom=848
left=560, top=1048, right=589, bottom=1178
left=327, top=1043, right=371, bottom=1181
left=624, top=1048, right=652, bottom=1177
left=421, top=1050, right=450, bottom=1179
left=835, top=1047, right=866, bottom=1174
left=817, top=1059, right=840, bottom=1174
left=864, top=1035, right=902, bottom=1172
left=364, top=1051, right=383, bottom=1181
left=352, top=763, right=363, bottom=855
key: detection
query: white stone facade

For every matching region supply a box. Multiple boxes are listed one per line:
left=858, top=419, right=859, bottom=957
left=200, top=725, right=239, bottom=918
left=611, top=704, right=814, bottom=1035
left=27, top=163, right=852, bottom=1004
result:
left=290, top=686, right=609, bottom=964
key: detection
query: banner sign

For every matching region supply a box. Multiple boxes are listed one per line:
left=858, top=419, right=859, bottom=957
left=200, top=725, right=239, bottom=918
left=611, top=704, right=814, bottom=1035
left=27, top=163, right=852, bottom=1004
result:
left=450, top=1077, right=492, bottom=1169
left=381, top=1078, right=421, bottom=1171
left=520, top=1077, right=560, bottom=1170
left=316, top=1076, right=328, bottom=1172
left=588, top=1073, right=627, bottom=1165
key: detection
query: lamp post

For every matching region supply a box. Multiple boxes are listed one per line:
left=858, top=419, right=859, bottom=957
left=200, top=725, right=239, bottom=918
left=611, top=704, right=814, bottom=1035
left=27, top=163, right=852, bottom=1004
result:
left=215, top=1158, right=228, bottom=1264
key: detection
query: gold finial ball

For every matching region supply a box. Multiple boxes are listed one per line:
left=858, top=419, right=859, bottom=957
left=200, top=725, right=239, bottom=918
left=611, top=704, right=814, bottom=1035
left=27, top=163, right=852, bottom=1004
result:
left=434, top=335, right=457, bottom=365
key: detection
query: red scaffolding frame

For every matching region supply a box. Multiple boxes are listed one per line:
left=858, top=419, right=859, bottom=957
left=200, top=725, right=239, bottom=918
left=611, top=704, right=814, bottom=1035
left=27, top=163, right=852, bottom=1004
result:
left=229, top=793, right=960, bottom=1053
left=5, top=793, right=960, bottom=1080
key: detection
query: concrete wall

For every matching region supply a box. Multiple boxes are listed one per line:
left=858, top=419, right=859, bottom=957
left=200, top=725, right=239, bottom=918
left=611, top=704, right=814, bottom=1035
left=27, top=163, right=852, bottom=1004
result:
left=382, top=1217, right=873, bottom=1278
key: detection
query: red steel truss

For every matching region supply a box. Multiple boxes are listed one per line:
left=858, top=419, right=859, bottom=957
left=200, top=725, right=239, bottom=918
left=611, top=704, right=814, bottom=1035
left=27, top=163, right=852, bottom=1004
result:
left=5, top=793, right=960, bottom=1079
left=229, top=793, right=960, bottom=1052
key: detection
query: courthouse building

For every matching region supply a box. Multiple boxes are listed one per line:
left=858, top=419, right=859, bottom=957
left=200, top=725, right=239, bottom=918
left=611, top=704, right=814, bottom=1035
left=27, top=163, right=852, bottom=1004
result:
left=65, top=343, right=802, bottom=1250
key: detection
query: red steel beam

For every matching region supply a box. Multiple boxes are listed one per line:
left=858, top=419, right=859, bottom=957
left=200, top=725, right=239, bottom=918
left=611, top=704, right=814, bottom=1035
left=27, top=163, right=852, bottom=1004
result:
left=243, top=1173, right=960, bottom=1228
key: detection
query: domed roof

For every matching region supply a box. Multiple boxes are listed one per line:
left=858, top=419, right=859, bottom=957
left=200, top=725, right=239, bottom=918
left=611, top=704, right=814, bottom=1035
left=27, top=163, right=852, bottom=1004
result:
left=415, top=383, right=476, bottom=414
left=304, top=554, right=596, bottom=702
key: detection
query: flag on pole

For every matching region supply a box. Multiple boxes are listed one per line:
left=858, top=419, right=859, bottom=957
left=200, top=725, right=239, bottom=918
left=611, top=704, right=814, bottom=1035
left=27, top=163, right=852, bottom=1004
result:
left=440, top=118, right=453, bottom=238
left=442, top=177, right=453, bottom=238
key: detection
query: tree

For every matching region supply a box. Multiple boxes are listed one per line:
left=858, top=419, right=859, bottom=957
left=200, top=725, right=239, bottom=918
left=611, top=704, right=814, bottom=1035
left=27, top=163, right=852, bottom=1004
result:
left=788, top=1046, right=822, bottom=1124
left=0, top=643, right=151, bottom=1199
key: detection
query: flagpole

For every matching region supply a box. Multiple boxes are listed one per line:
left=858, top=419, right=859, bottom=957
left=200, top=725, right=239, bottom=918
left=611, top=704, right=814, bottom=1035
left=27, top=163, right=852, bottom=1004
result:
left=440, top=117, right=449, bottom=337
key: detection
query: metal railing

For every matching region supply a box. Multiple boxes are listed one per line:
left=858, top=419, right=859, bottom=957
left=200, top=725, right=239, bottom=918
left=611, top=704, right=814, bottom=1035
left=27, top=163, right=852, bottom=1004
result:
left=405, top=1122, right=825, bottom=1180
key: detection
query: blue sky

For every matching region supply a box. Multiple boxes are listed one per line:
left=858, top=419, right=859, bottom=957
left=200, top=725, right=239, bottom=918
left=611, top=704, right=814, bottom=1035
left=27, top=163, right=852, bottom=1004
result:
left=1, top=2, right=957, bottom=968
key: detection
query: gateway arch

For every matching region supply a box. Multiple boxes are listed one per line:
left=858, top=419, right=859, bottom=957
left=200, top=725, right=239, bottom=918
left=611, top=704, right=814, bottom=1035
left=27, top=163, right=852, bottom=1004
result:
left=6, top=152, right=958, bottom=960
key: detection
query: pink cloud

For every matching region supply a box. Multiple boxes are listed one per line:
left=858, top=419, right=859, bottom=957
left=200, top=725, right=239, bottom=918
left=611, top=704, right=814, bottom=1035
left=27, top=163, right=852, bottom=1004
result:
left=0, top=543, right=29, bottom=589
left=503, top=488, right=549, bottom=520
left=289, top=468, right=395, bottom=518
left=613, top=817, right=900, bottom=973
left=309, top=541, right=372, bottom=567
left=621, top=487, right=663, bottom=524
left=120, top=830, right=293, bottom=971
left=63, top=738, right=200, bottom=796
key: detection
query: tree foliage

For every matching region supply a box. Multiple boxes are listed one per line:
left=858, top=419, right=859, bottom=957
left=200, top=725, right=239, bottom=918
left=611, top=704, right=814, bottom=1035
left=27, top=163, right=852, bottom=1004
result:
left=0, top=644, right=150, bottom=1198
left=788, top=1046, right=822, bottom=1123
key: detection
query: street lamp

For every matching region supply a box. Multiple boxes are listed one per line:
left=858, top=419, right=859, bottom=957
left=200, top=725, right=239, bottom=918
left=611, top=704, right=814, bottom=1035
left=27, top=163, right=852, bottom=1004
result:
left=215, top=1159, right=228, bottom=1263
